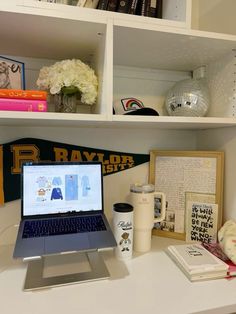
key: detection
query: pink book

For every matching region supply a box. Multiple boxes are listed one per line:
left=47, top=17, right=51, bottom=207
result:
left=202, top=242, right=236, bottom=277
left=0, top=98, right=47, bottom=112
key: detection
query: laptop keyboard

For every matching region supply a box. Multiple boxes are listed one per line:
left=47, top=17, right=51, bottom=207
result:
left=22, top=215, right=106, bottom=238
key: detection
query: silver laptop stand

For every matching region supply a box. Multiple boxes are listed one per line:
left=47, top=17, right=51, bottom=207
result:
left=24, top=250, right=110, bottom=291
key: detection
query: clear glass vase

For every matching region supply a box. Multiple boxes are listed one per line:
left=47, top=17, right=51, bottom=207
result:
left=54, top=93, right=77, bottom=113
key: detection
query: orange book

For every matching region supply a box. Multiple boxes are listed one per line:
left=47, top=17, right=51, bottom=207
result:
left=0, top=89, right=47, bottom=100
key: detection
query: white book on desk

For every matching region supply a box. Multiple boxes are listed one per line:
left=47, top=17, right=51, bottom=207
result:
left=166, top=243, right=229, bottom=282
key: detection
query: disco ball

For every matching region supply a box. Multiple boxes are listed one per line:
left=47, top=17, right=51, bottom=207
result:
left=165, top=78, right=210, bottom=117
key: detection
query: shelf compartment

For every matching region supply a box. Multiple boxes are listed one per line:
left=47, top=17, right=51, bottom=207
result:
left=113, top=27, right=236, bottom=123
left=0, top=5, right=111, bottom=117
left=113, top=25, right=236, bottom=71
left=0, top=11, right=106, bottom=61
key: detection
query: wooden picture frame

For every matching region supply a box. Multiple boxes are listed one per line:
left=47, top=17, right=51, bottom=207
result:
left=0, top=56, right=25, bottom=90
left=149, top=150, right=224, bottom=240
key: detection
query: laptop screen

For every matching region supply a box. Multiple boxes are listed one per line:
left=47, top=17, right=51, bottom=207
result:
left=22, top=162, right=103, bottom=217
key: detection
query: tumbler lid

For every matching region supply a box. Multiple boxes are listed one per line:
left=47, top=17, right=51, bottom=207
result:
left=113, top=203, right=133, bottom=213
left=130, top=183, right=155, bottom=193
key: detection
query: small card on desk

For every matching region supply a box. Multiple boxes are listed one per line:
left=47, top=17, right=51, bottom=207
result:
left=166, top=243, right=228, bottom=282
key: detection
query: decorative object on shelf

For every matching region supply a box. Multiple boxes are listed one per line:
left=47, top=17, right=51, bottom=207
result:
left=165, top=77, right=210, bottom=117
left=36, top=59, right=98, bottom=113
left=0, top=56, right=25, bottom=90
left=113, top=97, right=159, bottom=116
left=53, top=87, right=78, bottom=113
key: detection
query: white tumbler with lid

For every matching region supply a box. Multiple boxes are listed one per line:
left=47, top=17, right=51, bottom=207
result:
left=130, top=184, right=166, bottom=253
left=113, top=203, right=133, bottom=260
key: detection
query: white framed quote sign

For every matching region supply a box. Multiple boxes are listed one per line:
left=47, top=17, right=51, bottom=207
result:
left=149, top=151, right=224, bottom=241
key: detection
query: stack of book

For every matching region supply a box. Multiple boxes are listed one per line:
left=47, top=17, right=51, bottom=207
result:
left=202, top=242, right=236, bottom=278
left=0, top=89, right=48, bottom=112
left=97, top=0, right=162, bottom=18
left=39, top=0, right=162, bottom=19
left=166, top=243, right=229, bottom=282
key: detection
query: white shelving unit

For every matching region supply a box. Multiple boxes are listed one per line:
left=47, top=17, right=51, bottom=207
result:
left=2, top=4, right=236, bottom=303
left=0, top=0, right=236, bottom=130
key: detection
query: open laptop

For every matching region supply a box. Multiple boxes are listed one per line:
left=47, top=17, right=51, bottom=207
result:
left=13, top=161, right=117, bottom=259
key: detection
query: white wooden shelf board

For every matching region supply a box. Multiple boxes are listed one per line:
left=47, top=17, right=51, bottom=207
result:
left=112, top=115, right=236, bottom=130
left=0, top=112, right=236, bottom=130
left=110, top=14, right=187, bottom=30
left=0, top=112, right=108, bottom=128
left=6, top=0, right=188, bottom=29
left=1, top=0, right=108, bottom=24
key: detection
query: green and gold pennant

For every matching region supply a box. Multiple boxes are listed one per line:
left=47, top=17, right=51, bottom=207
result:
left=0, top=138, right=149, bottom=203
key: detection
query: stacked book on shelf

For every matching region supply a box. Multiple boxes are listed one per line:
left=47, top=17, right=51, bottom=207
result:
left=166, top=243, right=230, bottom=282
left=39, top=0, right=162, bottom=19
left=0, top=89, right=48, bottom=112
left=97, top=0, right=162, bottom=18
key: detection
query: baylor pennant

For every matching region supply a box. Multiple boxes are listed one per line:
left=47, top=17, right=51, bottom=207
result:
left=0, top=138, right=149, bottom=204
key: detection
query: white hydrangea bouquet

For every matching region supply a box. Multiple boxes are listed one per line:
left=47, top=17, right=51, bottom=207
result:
left=36, top=59, right=98, bottom=105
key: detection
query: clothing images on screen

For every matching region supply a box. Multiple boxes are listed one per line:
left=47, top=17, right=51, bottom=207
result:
left=52, top=176, right=62, bottom=186
left=36, top=176, right=48, bottom=188
left=81, top=175, right=90, bottom=197
left=65, top=174, right=78, bottom=201
left=36, top=177, right=50, bottom=202
left=51, top=187, right=63, bottom=200
left=51, top=176, right=63, bottom=200
left=24, top=163, right=102, bottom=216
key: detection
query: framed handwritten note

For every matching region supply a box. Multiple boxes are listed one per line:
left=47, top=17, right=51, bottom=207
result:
left=149, top=150, right=224, bottom=240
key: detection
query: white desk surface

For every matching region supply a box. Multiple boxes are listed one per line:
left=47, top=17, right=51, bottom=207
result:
left=1, top=236, right=236, bottom=314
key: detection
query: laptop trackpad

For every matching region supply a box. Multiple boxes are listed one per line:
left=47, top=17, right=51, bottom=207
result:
left=45, top=234, right=90, bottom=254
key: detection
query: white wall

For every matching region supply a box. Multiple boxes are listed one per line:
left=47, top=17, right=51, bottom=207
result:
left=0, top=126, right=196, bottom=244
left=192, top=0, right=236, bottom=35
left=197, top=127, right=236, bottom=222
